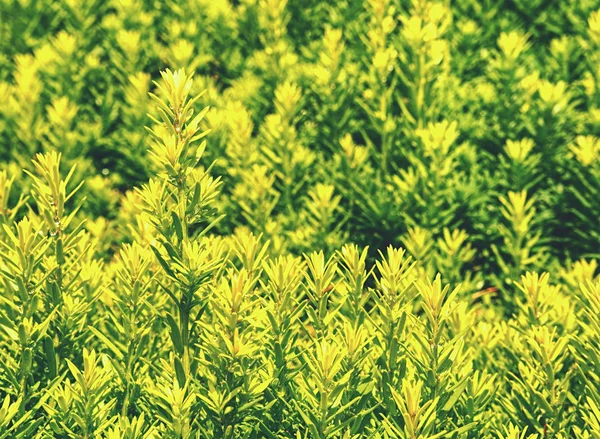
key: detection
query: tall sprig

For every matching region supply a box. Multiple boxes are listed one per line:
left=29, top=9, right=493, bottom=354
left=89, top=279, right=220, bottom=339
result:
left=139, top=68, right=223, bottom=387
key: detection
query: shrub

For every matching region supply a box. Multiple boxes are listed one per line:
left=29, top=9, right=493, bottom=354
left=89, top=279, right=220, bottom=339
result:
left=0, top=0, right=599, bottom=437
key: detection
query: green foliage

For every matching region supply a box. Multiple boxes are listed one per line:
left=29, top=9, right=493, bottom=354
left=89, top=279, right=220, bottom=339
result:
left=0, top=0, right=600, bottom=437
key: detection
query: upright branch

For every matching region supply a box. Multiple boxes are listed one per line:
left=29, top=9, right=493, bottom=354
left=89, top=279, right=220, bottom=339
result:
left=139, top=68, right=223, bottom=387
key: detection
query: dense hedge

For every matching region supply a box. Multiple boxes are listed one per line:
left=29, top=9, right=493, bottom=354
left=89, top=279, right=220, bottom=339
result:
left=1, top=0, right=600, bottom=438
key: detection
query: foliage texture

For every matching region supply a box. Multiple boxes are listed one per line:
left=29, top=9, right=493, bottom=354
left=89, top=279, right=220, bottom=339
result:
left=1, top=0, right=600, bottom=437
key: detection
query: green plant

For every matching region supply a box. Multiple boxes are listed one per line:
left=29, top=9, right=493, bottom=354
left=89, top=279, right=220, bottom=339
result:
left=0, top=1, right=599, bottom=437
